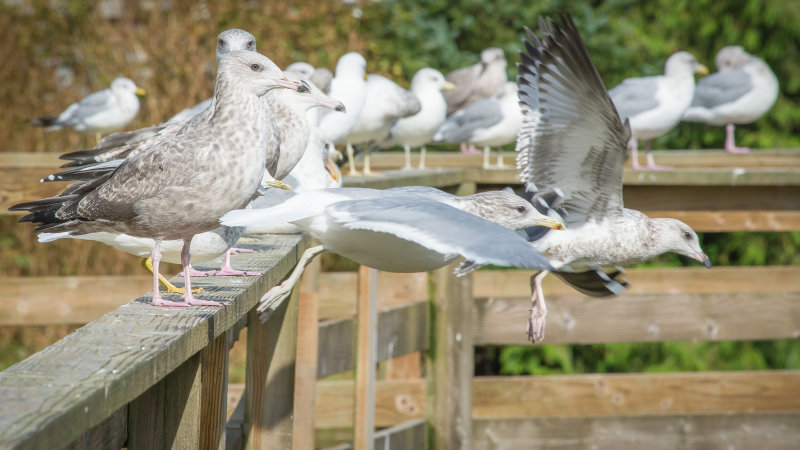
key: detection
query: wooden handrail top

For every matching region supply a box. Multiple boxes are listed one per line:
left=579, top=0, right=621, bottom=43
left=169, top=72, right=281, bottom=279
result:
left=0, top=233, right=308, bottom=448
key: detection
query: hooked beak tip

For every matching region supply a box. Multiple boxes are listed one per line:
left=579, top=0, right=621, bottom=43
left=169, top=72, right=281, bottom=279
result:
left=700, top=253, right=712, bottom=268
left=335, top=103, right=346, bottom=113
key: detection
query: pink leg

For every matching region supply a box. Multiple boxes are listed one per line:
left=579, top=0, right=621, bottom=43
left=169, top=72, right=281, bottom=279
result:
left=460, top=142, right=481, bottom=155
left=150, top=240, right=188, bottom=307
left=643, top=140, right=673, bottom=171
left=180, top=239, right=229, bottom=307
left=527, top=270, right=549, bottom=343
left=211, top=249, right=261, bottom=277
left=179, top=264, right=210, bottom=278
left=629, top=139, right=643, bottom=170
left=229, top=247, right=256, bottom=255
left=724, top=123, right=750, bottom=153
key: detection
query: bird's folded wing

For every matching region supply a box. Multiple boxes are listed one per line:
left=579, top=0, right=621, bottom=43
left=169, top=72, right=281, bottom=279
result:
left=689, top=68, right=752, bottom=109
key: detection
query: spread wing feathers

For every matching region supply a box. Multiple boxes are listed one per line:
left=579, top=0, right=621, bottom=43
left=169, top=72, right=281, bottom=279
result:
left=550, top=268, right=629, bottom=297
left=59, top=123, right=168, bottom=167
left=516, top=15, right=630, bottom=227
left=690, top=68, right=753, bottom=109
left=327, top=196, right=554, bottom=272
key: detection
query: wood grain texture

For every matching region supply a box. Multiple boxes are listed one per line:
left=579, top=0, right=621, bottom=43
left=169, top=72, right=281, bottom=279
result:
left=128, top=352, right=202, bottom=450
left=244, top=283, right=300, bottom=449
left=354, top=267, right=379, bottom=450
left=315, top=379, right=426, bottom=429
left=317, top=301, right=427, bottom=379
left=317, top=272, right=428, bottom=320
left=473, top=371, right=800, bottom=419
left=293, top=257, right=321, bottom=450
left=640, top=210, right=800, bottom=231
left=472, top=414, right=800, bottom=450
left=0, top=234, right=308, bottom=449
left=342, top=167, right=467, bottom=190
left=427, top=263, right=474, bottom=450
left=473, top=291, right=800, bottom=345
left=200, top=332, right=229, bottom=450
left=64, top=407, right=127, bottom=450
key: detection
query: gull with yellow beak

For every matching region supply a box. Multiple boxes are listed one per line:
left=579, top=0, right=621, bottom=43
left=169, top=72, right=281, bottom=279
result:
left=29, top=76, right=146, bottom=143
left=380, top=68, right=456, bottom=170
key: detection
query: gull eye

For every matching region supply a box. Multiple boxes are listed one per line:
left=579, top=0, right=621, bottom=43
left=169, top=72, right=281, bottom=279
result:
left=516, top=206, right=527, bottom=213
left=250, top=63, right=261, bottom=72
left=248, top=40, right=255, bottom=48
left=218, top=38, right=224, bottom=47
left=683, top=231, right=692, bottom=240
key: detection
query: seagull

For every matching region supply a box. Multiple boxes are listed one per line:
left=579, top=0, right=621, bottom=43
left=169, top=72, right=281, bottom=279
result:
left=221, top=186, right=563, bottom=320
left=434, top=82, right=521, bottom=168
left=57, top=29, right=261, bottom=168
left=318, top=52, right=368, bottom=173
left=513, top=15, right=711, bottom=342
left=682, top=46, right=779, bottom=153
left=347, top=74, right=421, bottom=175
left=380, top=68, right=455, bottom=170
left=29, top=77, right=146, bottom=142
left=609, top=51, right=708, bottom=170
left=11, top=51, right=304, bottom=307
left=442, top=47, right=508, bottom=155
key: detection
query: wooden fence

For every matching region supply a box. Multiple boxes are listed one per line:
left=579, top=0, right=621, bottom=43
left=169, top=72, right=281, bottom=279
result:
left=0, top=150, right=799, bottom=449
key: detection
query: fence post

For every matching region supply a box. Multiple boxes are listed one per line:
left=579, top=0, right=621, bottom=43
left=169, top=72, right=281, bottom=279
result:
left=199, top=331, right=229, bottom=449
left=244, top=284, right=301, bottom=449
left=427, top=181, right=476, bottom=450
left=128, top=352, right=202, bottom=449
left=293, top=256, right=322, bottom=449
left=354, top=266, right=379, bottom=450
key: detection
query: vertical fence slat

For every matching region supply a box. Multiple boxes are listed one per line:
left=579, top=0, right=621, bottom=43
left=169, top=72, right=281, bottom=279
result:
left=293, top=257, right=322, bottom=449
left=354, top=266, right=379, bottom=450
left=200, top=331, right=230, bottom=449
left=244, top=283, right=300, bottom=449
left=128, top=352, right=202, bottom=449
left=427, top=262, right=475, bottom=450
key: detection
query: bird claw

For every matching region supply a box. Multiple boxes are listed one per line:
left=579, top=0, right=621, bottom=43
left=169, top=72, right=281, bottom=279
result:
left=255, top=283, right=292, bottom=320
left=526, top=305, right=547, bottom=343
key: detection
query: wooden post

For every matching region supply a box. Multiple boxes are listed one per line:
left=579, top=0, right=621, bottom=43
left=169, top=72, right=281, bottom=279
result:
left=128, top=353, right=202, bottom=449
left=244, top=284, right=301, bottom=449
left=293, top=257, right=322, bottom=449
left=199, top=331, right=229, bottom=449
left=427, top=262, right=474, bottom=449
left=385, top=352, right=422, bottom=380
left=354, top=266, right=379, bottom=450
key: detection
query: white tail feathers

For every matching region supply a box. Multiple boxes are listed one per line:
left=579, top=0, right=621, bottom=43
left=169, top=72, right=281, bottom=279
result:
left=37, top=232, right=72, bottom=243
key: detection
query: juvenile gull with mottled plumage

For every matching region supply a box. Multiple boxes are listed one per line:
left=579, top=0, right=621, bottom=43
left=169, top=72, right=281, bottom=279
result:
left=11, top=51, right=304, bottom=307
left=512, top=15, right=711, bottom=342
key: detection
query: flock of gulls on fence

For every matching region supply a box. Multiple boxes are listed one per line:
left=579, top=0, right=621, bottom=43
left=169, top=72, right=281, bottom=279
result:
left=13, top=14, right=778, bottom=342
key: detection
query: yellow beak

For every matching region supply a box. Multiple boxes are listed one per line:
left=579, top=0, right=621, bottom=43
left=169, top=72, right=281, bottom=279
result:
left=135, top=87, right=146, bottom=96
left=441, top=81, right=457, bottom=91
left=537, top=216, right=566, bottom=230
left=325, top=157, right=341, bottom=182
left=696, top=64, right=709, bottom=76
left=267, top=179, right=292, bottom=190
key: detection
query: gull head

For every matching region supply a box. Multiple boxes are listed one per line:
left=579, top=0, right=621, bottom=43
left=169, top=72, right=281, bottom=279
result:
left=665, top=51, right=708, bottom=77
left=110, top=77, right=143, bottom=96
left=458, top=190, right=565, bottom=231
left=218, top=51, right=305, bottom=95
left=411, top=68, right=454, bottom=92
left=480, top=47, right=507, bottom=71
left=277, top=73, right=346, bottom=113
left=216, top=29, right=257, bottom=63
left=715, top=46, right=752, bottom=72
left=654, top=218, right=712, bottom=268
left=336, top=52, right=367, bottom=80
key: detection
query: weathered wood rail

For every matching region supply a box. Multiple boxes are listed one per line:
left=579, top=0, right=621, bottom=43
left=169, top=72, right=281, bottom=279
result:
left=1, top=150, right=799, bottom=449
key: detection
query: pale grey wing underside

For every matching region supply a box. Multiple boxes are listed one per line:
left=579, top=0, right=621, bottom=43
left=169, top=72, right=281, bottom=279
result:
left=608, top=77, right=661, bottom=120
left=690, top=68, right=753, bottom=108
left=327, top=196, right=554, bottom=271
left=516, top=16, right=631, bottom=227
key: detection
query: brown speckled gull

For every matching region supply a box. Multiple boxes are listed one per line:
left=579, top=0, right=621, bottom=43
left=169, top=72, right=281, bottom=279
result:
left=513, top=15, right=712, bottom=342
left=11, top=51, right=303, bottom=307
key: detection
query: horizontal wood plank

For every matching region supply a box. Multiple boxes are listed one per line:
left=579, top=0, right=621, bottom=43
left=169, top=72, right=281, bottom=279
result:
left=0, top=234, right=308, bottom=449
left=473, top=371, right=800, bottom=419
left=317, top=272, right=428, bottom=320
left=472, top=414, right=800, bottom=450
left=317, top=301, right=428, bottom=379
left=641, top=210, right=800, bottom=232
left=316, top=379, right=426, bottom=429
left=474, top=291, right=800, bottom=345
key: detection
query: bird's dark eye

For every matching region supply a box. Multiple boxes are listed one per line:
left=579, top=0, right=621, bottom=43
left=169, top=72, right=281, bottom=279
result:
left=516, top=206, right=527, bottom=213
left=248, top=40, right=255, bottom=48
left=683, top=231, right=691, bottom=240
left=251, top=64, right=261, bottom=72
left=218, top=39, right=224, bottom=47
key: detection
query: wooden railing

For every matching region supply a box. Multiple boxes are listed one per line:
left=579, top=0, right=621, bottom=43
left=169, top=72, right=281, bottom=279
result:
left=0, top=150, right=799, bottom=449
